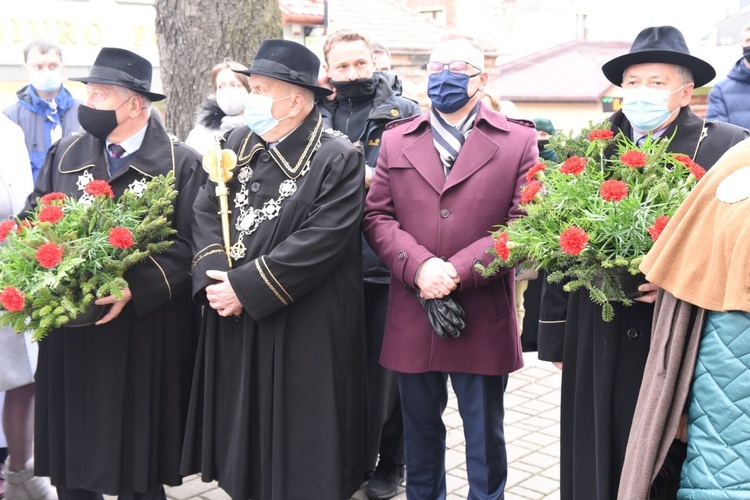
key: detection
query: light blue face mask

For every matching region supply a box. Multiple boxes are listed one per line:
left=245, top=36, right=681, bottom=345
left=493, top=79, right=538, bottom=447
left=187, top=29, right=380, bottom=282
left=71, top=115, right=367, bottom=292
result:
left=621, top=84, right=685, bottom=132
left=29, top=70, right=63, bottom=93
left=243, top=93, right=293, bottom=137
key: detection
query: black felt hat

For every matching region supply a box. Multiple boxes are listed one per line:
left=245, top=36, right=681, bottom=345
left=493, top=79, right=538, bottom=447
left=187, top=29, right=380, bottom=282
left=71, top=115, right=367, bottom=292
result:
left=71, top=47, right=166, bottom=101
left=602, top=26, right=715, bottom=88
left=235, top=39, right=333, bottom=99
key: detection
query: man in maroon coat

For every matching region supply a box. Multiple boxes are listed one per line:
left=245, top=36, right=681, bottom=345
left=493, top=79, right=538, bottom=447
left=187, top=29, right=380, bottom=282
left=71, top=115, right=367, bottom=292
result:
left=363, top=34, right=537, bottom=499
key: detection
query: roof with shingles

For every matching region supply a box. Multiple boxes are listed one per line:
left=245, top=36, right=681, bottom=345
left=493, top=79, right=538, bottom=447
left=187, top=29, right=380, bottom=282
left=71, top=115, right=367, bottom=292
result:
left=491, top=40, right=632, bottom=102
left=326, top=0, right=496, bottom=54
left=279, top=0, right=325, bottom=25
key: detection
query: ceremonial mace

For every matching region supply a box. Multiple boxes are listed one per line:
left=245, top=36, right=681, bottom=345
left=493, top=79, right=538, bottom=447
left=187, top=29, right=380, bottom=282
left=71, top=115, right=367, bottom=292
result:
left=202, top=138, right=237, bottom=267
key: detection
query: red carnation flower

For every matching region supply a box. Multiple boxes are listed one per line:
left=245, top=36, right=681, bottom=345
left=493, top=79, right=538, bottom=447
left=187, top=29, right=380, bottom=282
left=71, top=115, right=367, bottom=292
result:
left=621, top=150, right=648, bottom=168
left=108, top=227, right=135, bottom=249
left=16, top=220, right=33, bottom=233
left=526, top=162, right=546, bottom=183
left=494, top=232, right=510, bottom=260
left=600, top=179, right=629, bottom=202
left=84, top=180, right=115, bottom=198
left=0, top=286, right=25, bottom=312
left=673, top=154, right=706, bottom=179
left=521, top=181, right=543, bottom=204
left=560, top=156, right=587, bottom=175
left=40, top=192, right=66, bottom=205
left=38, top=205, right=64, bottom=224
left=648, top=216, right=671, bottom=241
left=588, top=129, right=614, bottom=141
left=559, top=227, right=589, bottom=256
left=687, top=162, right=706, bottom=180
left=0, top=220, right=17, bottom=242
left=35, top=242, right=64, bottom=269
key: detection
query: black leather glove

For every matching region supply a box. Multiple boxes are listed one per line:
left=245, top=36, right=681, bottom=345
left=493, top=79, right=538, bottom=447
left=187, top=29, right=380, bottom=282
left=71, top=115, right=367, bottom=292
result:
left=413, top=289, right=466, bottom=339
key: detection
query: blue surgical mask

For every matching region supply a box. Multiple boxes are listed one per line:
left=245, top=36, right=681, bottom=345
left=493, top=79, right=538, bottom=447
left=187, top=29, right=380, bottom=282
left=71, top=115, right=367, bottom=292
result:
left=427, top=71, right=476, bottom=114
left=29, top=70, right=62, bottom=93
left=243, top=93, right=292, bottom=136
left=621, top=85, right=685, bottom=132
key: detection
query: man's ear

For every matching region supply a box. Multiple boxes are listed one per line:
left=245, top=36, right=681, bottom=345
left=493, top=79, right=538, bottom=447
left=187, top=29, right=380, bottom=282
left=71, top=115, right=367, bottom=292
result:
left=129, top=95, right=145, bottom=116
left=288, top=94, right=306, bottom=117
left=679, top=83, right=694, bottom=107
left=479, top=72, right=489, bottom=90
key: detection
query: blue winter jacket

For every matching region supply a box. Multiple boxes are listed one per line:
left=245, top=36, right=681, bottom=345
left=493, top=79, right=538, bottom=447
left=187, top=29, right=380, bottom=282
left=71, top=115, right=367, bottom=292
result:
left=706, top=59, right=750, bottom=129
left=3, top=85, right=81, bottom=181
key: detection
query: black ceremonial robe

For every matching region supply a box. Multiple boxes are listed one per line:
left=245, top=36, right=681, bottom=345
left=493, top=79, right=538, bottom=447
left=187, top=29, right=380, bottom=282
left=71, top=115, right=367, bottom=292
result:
left=537, top=106, right=749, bottom=500
left=182, top=109, right=366, bottom=500
left=28, top=116, right=205, bottom=494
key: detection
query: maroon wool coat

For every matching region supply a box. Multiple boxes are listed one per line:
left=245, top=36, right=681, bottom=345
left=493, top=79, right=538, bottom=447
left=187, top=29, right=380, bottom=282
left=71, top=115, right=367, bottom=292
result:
left=362, top=105, right=537, bottom=375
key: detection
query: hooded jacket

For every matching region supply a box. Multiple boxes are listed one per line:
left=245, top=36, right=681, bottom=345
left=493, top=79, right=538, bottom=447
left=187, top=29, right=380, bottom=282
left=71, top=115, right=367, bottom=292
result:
left=3, top=85, right=81, bottom=181
left=706, top=58, right=750, bottom=129
left=320, top=73, right=420, bottom=283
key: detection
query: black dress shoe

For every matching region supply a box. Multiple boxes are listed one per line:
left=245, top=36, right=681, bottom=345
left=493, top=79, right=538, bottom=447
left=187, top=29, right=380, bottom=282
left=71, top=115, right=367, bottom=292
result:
left=365, top=460, right=404, bottom=500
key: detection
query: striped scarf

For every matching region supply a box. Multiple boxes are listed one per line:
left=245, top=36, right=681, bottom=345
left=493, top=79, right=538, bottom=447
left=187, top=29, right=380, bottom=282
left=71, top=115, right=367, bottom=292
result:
left=430, top=102, right=480, bottom=177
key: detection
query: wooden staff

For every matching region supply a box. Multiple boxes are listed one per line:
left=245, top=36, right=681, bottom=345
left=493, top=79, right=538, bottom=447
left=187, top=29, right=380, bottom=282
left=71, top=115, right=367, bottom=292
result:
left=202, top=138, right=237, bottom=267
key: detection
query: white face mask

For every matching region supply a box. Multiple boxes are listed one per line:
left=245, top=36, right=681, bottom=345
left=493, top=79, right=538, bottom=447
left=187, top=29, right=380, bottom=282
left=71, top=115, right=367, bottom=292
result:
left=243, top=93, right=292, bottom=137
left=216, top=87, right=248, bottom=116
left=621, top=84, right=685, bottom=132
left=29, top=70, right=63, bottom=94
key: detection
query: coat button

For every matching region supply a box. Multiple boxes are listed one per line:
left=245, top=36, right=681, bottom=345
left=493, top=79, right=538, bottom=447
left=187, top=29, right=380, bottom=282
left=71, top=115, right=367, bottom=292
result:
left=440, top=208, right=450, bottom=218
left=627, top=328, right=640, bottom=339
left=250, top=182, right=261, bottom=193
left=260, top=152, right=271, bottom=163
left=397, top=251, right=406, bottom=260
left=233, top=314, right=242, bottom=323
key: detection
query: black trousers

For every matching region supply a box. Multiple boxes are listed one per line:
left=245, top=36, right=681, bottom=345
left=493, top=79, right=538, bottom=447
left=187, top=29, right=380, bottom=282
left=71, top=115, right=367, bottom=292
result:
left=364, top=282, right=405, bottom=472
left=56, top=485, right=166, bottom=500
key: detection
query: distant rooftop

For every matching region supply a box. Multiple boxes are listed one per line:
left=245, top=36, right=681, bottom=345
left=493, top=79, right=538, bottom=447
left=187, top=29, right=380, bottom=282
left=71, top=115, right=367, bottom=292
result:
left=491, top=40, right=632, bottom=102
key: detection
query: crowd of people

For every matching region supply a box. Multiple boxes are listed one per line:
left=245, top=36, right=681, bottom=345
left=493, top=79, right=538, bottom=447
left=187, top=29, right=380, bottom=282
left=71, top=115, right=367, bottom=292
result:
left=0, top=21, right=748, bottom=500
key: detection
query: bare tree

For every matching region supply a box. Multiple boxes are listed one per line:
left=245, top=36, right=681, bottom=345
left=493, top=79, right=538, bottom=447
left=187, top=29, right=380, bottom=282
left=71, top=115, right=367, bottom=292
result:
left=155, top=0, right=282, bottom=140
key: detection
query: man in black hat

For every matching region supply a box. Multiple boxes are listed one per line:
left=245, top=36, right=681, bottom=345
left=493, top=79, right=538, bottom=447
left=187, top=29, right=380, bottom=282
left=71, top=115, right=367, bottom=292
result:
left=24, top=46, right=206, bottom=500
left=183, top=39, right=366, bottom=500
left=537, top=26, right=749, bottom=500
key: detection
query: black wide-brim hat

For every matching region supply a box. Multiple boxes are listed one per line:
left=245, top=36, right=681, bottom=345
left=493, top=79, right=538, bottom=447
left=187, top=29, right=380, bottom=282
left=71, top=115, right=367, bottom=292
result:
left=235, top=39, right=333, bottom=99
left=602, top=26, right=716, bottom=88
left=71, top=47, right=166, bottom=101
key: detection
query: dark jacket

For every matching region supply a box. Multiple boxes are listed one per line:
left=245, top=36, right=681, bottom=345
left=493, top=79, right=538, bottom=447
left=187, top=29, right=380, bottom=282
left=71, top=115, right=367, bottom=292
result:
left=320, top=73, right=420, bottom=283
left=29, top=115, right=206, bottom=493
left=3, top=85, right=81, bottom=181
left=537, top=105, right=749, bottom=500
left=706, top=58, right=750, bottom=129
left=319, top=73, right=420, bottom=168
left=379, top=70, right=405, bottom=97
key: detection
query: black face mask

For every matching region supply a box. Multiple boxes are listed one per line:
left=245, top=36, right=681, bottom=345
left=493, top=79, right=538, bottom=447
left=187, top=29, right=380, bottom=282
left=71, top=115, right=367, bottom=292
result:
left=743, top=46, right=750, bottom=63
left=331, top=76, right=378, bottom=101
left=78, top=104, right=120, bottom=140
left=538, top=139, right=556, bottom=161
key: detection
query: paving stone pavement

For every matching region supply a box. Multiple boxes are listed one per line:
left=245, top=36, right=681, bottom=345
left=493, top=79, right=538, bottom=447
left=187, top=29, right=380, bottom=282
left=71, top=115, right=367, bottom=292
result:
left=114, top=352, right=561, bottom=500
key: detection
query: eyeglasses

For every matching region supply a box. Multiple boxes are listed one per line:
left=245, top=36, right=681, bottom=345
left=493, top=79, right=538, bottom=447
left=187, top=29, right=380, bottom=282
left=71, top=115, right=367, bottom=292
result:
left=426, top=60, right=482, bottom=77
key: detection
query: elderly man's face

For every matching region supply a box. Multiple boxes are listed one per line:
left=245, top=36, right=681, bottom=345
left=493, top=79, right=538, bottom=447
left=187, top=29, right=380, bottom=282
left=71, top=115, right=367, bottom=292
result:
left=622, top=62, right=693, bottom=121
left=84, top=83, right=135, bottom=125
